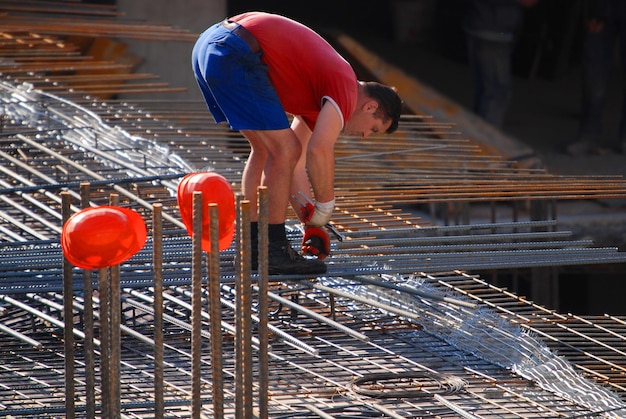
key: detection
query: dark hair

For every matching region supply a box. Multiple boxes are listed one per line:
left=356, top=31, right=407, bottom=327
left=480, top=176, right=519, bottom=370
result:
left=362, top=81, right=403, bottom=134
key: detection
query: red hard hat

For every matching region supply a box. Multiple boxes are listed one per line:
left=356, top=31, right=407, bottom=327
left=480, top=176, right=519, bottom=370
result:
left=61, top=206, right=147, bottom=270
left=177, top=172, right=236, bottom=251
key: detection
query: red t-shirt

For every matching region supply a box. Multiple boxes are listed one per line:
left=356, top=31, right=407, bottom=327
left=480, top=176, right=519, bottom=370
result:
left=230, top=12, right=358, bottom=131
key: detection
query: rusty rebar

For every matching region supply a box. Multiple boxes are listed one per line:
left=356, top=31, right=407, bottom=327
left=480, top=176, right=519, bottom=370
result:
left=61, top=190, right=75, bottom=419
left=152, top=203, right=164, bottom=419
left=0, top=16, right=197, bottom=42
left=108, top=193, right=121, bottom=418
left=98, top=265, right=111, bottom=418
left=257, top=186, right=269, bottom=419
left=80, top=182, right=95, bottom=419
left=235, top=196, right=253, bottom=417
left=191, top=191, right=203, bottom=418
left=208, top=203, right=224, bottom=419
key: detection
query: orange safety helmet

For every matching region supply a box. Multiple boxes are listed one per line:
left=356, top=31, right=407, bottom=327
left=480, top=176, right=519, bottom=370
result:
left=177, top=172, right=236, bottom=251
left=61, top=206, right=147, bottom=270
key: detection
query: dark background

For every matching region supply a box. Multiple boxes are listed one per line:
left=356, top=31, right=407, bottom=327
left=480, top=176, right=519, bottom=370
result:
left=228, top=0, right=587, bottom=82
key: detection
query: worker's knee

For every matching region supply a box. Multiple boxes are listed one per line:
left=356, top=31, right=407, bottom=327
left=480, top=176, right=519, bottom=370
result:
left=256, top=130, right=302, bottom=165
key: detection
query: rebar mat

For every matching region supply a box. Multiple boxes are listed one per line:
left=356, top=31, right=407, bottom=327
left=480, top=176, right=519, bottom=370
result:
left=1, top=3, right=626, bottom=417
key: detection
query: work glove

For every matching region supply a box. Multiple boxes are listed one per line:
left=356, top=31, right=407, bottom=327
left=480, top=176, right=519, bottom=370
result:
left=301, top=226, right=331, bottom=260
left=300, top=199, right=335, bottom=227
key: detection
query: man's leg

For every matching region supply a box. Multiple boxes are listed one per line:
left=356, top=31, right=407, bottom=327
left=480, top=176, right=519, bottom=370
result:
left=467, top=36, right=513, bottom=128
left=580, top=22, right=614, bottom=145
left=242, top=128, right=300, bottom=222
left=241, top=128, right=326, bottom=275
left=475, top=39, right=512, bottom=128
left=617, top=3, right=626, bottom=151
left=240, top=130, right=267, bottom=222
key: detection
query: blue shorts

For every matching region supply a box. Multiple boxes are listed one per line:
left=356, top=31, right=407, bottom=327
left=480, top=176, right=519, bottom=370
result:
left=191, top=23, right=290, bottom=131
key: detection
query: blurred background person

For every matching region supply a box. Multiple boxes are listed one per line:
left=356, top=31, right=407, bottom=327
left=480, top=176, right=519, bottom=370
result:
left=568, top=0, right=626, bottom=156
left=464, top=0, right=539, bottom=128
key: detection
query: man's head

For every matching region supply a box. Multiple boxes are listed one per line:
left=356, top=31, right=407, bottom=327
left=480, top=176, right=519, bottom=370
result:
left=343, top=81, right=403, bottom=138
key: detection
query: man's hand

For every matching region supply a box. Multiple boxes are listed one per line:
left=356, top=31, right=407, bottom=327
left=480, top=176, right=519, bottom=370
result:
left=294, top=192, right=335, bottom=226
left=301, top=227, right=331, bottom=259
left=304, top=199, right=335, bottom=226
left=298, top=200, right=315, bottom=223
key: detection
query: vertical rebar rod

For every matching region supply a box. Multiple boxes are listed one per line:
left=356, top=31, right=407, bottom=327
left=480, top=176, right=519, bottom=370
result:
left=61, top=191, right=75, bottom=419
left=98, top=265, right=111, bottom=419
left=235, top=196, right=243, bottom=418
left=191, top=191, right=203, bottom=419
left=257, top=186, right=269, bottom=419
left=240, top=199, right=253, bottom=417
left=79, top=183, right=95, bottom=419
left=108, top=193, right=121, bottom=419
left=208, top=203, right=224, bottom=419
left=152, top=203, right=164, bottom=419
left=235, top=195, right=253, bottom=417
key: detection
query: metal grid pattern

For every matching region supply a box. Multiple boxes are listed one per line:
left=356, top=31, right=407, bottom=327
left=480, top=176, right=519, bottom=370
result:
left=2, top=274, right=626, bottom=417
left=0, top=79, right=625, bottom=418
left=0, top=2, right=626, bottom=417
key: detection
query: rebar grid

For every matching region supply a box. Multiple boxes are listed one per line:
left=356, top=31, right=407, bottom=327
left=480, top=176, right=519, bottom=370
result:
left=0, top=76, right=625, bottom=417
left=0, top=3, right=625, bottom=417
left=1, top=277, right=625, bottom=418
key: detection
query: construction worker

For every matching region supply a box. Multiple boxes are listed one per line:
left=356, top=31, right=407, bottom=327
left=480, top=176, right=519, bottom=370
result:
left=464, top=0, right=539, bottom=128
left=192, top=11, right=402, bottom=275
left=569, top=0, right=626, bottom=156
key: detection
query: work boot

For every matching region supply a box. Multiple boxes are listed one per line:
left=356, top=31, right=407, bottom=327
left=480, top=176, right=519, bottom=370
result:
left=267, top=239, right=327, bottom=275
